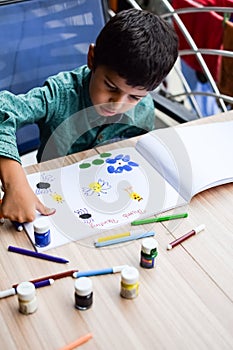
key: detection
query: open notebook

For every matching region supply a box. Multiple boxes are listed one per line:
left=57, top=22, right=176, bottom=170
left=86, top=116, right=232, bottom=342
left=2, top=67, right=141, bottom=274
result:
left=24, top=119, right=233, bottom=251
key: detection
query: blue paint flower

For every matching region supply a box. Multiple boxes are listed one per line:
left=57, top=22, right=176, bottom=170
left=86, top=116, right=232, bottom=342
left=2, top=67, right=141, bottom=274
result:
left=106, top=154, right=139, bottom=173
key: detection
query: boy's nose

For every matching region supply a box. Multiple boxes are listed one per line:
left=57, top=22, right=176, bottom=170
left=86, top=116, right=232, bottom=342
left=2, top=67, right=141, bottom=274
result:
left=109, top=93, right=127, bottom=104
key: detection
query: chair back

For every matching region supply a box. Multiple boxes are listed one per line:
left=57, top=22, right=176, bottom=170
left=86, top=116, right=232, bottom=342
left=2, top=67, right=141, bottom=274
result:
left=0, top=0, right=109, bottom=154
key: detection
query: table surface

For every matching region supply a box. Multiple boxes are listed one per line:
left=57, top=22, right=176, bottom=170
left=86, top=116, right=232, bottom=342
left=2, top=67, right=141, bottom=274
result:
left=0, top=111, right=233, bottom=350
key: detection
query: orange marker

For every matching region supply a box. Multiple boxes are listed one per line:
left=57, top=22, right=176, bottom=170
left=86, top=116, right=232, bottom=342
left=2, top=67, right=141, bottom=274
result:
left=58, top=333, right=93, bottom=350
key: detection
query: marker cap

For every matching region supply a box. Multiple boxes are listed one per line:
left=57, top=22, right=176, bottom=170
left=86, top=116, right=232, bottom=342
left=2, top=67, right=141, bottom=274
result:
left=112, top=265, right=129, bottom=273
left=195, top=224, right=206, bottom=234
left=0, top=288, right=16, bottom=299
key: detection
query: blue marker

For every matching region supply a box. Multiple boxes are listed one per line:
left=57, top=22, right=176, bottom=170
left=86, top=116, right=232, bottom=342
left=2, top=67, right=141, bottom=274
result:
left=94, top=231, right=155, bottom=248
left=11, top=221, right=24, bottom=231
left=73, top=265, right=128, bottom=278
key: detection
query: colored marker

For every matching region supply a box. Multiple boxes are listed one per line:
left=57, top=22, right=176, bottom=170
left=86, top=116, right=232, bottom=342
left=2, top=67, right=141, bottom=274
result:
left=167, top=224, right=205, bottom=250
left=58, top=333, right=93, bottom=350
left=0, top=279, right=54, bottom=299
left=34, top=278, right=54, bottom=288
left=11, top=221, right=24, bottom=231
left=94, top=231, right=155, bottom=248
left=95, top=229, right=142, bottom=243
left=0, top=287, right=16, bottom=299
left=12, top=269, right=77, bottom=289
left=73, top=265, right=128, bottom=278
left=8, top=245, right=69, bottom=264
left=131, top=213, right=188, bottom=226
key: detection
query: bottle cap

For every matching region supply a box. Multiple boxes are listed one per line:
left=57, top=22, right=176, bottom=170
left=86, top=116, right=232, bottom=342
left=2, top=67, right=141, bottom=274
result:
left=141, top=237, right=158, bottom=255
left=33, top=218, right=50, bottom=234
left=75, top=277, right=93, bottom=296
left=121, top=266, right=139, bottom=285
left=16, top=281, right=36, bottom=301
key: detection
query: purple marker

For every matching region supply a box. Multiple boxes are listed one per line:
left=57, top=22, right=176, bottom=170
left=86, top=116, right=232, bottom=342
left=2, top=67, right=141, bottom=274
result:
left=8, top=245, right=69, bottom=264
left=0, top=279, right=54, bottom=299
left=34, top=279, right=54, bottom=288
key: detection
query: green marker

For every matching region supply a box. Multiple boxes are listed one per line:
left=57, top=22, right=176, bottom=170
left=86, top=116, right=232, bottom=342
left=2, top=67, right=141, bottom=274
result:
left=131, top=213, right=188, bottom=226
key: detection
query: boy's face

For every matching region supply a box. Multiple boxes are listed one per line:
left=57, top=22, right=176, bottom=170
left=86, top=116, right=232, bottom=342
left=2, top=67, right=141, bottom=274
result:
left=88, top=46, right=148, bottom=117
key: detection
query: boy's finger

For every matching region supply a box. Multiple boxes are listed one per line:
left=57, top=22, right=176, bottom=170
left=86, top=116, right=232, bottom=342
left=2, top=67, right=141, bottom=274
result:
left=44, top=207, right=56, bottom=216
left=36, top=202, right=56, bottom=216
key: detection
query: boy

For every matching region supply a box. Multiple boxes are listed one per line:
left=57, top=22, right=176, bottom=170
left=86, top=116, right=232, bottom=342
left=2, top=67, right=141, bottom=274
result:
left=0, top=8, right=178, bottom=223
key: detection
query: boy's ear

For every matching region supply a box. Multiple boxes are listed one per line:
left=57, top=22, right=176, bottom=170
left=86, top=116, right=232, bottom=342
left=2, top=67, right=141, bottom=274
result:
left=87, top=44, right=95, bottom=70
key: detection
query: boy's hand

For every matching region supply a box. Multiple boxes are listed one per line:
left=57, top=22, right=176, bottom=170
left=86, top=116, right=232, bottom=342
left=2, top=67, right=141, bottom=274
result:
left=0, top=157, right=55, bottom=222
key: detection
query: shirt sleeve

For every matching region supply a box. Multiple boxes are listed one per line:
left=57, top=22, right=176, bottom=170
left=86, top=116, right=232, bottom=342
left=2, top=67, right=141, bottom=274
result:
left=0, top=78, right=62, bottom=163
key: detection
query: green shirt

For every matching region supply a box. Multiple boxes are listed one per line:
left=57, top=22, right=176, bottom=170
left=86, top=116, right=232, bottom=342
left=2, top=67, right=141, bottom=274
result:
left=0, top=65, right=155, bottom=163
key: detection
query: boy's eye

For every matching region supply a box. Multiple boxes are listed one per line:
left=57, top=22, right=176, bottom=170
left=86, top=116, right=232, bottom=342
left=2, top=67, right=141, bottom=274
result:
left=129, top=95, right=141, bottom=101
left=105, top=80, right=117, bottom=91
left=104, top=79, right=144, bottom=102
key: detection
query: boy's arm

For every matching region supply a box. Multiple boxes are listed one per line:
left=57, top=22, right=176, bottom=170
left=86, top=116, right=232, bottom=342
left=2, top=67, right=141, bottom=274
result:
left=0, top=80, right=63, bottom=222
left=0, top=157, right=55, bottom=222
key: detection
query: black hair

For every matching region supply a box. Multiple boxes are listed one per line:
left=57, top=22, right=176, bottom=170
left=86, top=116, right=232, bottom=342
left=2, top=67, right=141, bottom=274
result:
left=93, top=8, right=178, bottom=91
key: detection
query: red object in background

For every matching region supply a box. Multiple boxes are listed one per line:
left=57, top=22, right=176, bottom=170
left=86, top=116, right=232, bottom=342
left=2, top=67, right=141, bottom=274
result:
left=172, top=0, right=232, bottom=81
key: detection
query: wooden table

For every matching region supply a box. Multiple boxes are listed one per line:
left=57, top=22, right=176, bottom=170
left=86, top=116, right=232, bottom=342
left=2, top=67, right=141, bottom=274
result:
left=0, top=111, right=233, bottom=350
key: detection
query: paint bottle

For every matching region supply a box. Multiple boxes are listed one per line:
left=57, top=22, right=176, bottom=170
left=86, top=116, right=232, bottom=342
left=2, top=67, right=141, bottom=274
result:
left=33, top=218, right=51, bottom=247
left=140, top=237, right=158, bottom=269
left=120, top=266, right=139, bottom=299
left=74, top=277, right=93, bottom=310
left=16, top=281, right=38, bottom=315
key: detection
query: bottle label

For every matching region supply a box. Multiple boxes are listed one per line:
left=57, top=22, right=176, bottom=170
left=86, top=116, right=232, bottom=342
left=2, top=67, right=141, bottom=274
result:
left=140, top=255, right=156, bottom=268
left=75, top=292, right=93, bottom=310
left=18, top=297, right=38, bottom=315
left=120, top=282, right=139, bottom=299
left=140, top=250, right=157, bottom=269
left=34, top=230, right=51, bottom=247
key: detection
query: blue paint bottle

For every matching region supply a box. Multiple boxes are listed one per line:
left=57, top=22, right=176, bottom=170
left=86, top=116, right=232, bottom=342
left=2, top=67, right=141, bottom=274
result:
left=33, top=218, right=51, bottom=247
